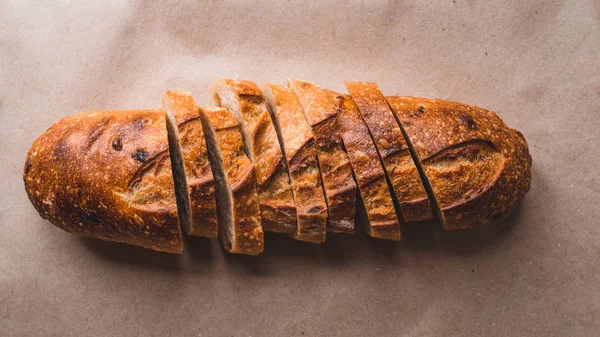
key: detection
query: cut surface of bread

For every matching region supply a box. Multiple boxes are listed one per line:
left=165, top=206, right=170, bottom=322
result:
left=386, top=96, right=532, bottom=229
left=346, top=82, right=432, bottom=223
left=162, top=91, right=218, bottom=237
left=289, top=79, right=357, bottom=234
left=325, top=90, right=401, bottom=240
left=210, top=79, right=297, bottom=234
left=164, top=106, right=192, bottom=237
left=198, top=106, right=264, bottom=254
left=23, top=110, right=183, bottom=253
left=262, top=83, right=327, bottom=243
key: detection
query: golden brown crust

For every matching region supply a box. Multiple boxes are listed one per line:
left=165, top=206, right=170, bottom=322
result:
left=162, top=91, right=218, bottom=237
left=199, top=106, right=264, bottom=255
left=23, top=110, right=183, bottom=253
left=289, top=79, right=357, bottom=234
left=325, top=90, right=400, bottom=240
left=210, top=79, right=297, bottom=234
left=262, top=83, right=327, bottom=243
left=386, top=96, right=532, bottom=229
left=346, top=82, right=433, bottom=223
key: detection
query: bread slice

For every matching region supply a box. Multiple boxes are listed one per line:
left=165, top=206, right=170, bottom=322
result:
left=262, top=83, right=327, bottom=243
left=386, top=96, right=532, bottom=229
left=346, top=82, right=432, bottom=223
left=23, top=110, right=183, bottom=253
left=289, top=79, right=357, bottom=234
left=325, top=90, right=401, bottom=240
left=162, top=91, right=218, bottom=237
left=210, top=79, right=297, bottom=234
left=198, top=106, right=264, bottom=255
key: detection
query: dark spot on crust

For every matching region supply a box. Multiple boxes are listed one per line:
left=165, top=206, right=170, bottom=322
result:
left=409, top=105, right=426, bottom=117
left=84, top=212, right=100, bottom=224
left=308, top=206, right=323, bottom=214
left=132, top=148, right=148, bottom=162
left=403, top=121, right=412, bottom=127
left=457, top=113, right=478, bottom=130
left=468, top=120, right=477, bottom=130
left=111, top=137, right=123, bottom=151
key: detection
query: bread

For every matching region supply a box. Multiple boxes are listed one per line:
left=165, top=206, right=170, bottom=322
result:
left=198, top=106, right=264, bottom=255
left=325, top=90, right=401, bottom=240
left=163, top=91, right=218, bottom=237
left=386, top=96, right=532, bottom=229
left=210, top=79, right=297, bottom=234
left=346, top=82, right=432, bottom=223
left=262, top=83, right=328, bottom=243
left=24, top=79, right=532, bottom=254
left=23, top=110, right=183, bottom=253
left=289, top=79, right=357, bottom=234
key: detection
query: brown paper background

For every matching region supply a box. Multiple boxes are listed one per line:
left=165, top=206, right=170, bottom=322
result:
left=1, top=1, right=599, bottom=336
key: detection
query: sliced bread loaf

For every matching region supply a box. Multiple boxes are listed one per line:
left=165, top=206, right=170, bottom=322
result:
left=346, top=82, right=432, bottom=223
left=162, top=91, right=218, bottom=237
left=23, top=110, right=183, bottom=253
left=262, top=83, right=328, bottom=243
left=210, top=79, right=297, bottom=234
left=325, top=90, right=401, bottom=240
left=198, top=106, right=264, bottom=255
left=289, top=79, right=357, bottom=234
left=386, top=96, right=532, bottom=229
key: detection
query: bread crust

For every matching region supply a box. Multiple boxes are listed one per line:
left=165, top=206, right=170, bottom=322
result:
left=386, top=96, right=532, bottom=229
left=23, top=110, right=183, bottom=253
left=210, top=79, right=297, bottom=234
left=346, top=82, right=432, bottom=223
left=162, top=91, right=218, bottom=237
left=199, top=106, right=264, bottom=255
left=325, top=90, right=401, bottom=240
left=289, top=79, right=357, bottom=234
left=262, top=83, right=327, bottom=243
